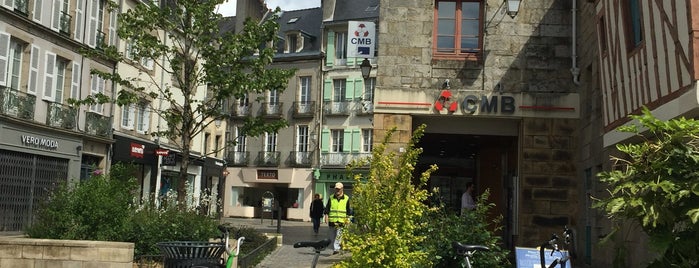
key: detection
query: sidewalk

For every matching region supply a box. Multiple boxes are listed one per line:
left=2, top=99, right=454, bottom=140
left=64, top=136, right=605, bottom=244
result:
left=221, top=217, right=346, bottom=268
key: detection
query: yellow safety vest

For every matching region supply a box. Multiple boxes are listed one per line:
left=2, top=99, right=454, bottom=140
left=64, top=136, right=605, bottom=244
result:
left=328, top=195, right=349, bottom=224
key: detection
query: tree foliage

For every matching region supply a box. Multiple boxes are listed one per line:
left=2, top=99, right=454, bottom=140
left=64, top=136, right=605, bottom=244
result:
left=73, top=0, right=294, bottom=202
left=594, top=107, right=699, bottom=267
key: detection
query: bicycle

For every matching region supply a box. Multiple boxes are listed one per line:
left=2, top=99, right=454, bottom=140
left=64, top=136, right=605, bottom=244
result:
left=452, top=241, right=490, bottom=268
left=293, top=239, right=331, bottom=268
left=539, top=226, right=576, bottom=268
left=192, top=225, right=246, bottom=268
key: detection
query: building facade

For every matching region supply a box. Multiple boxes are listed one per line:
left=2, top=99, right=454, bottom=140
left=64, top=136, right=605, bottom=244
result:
left=1, top=0, right=116, bottom=232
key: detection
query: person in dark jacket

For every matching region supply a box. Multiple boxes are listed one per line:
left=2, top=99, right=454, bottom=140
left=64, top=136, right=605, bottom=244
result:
left=309, top=193, right=325, bottom=234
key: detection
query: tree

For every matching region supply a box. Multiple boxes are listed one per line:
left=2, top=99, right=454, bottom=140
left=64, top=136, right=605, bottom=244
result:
left=594, top=107, right=699, bottom=267
left=74, top=0, right=294, bottom=203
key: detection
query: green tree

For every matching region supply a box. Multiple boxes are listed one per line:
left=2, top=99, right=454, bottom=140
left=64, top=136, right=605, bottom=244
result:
left=338, top=125, right=436, bottom=267
left=594, top=107, right=699, bottom=267
left=75, top=0, right=294, bottom=203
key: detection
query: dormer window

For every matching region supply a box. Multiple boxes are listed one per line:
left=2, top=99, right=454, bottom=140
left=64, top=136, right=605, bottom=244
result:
left=286, top=33, right=300, bottom=53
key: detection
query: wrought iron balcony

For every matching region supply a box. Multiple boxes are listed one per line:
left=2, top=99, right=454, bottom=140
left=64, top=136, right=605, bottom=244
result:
left=257, top=151, right=280, bottom=167
left=355, top=100, right=374, bottom=115
left=0, top=86, right=36, bottom=120
left=96, top=30, right=106, bottom=50
left=59, top=11, right=72, bottom=36
left=230, top=104, right=251, bottom=117
left=261, top=102, right=283, bottom=118
left=46, top=102, right=77, bottom=130
left=320, top=152, right=371, bottom=166
left=292, top=101, right=315, bottom=118
left=85, top=111, right=111, bottom=137
left=289, top=151, right=312, bottom=167
left=14, top=0, right=27, bottom=15
left=226, top=151, right=249, bottom=166
left=323, top=101, right=350, bottom=116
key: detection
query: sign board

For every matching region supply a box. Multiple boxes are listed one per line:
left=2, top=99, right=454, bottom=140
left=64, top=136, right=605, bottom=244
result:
left=130, top=143, right=144, bottom=158
left=155, top=149, right=169, bottom=156
left=347, top=21, right=375, bottom=58
left=515, top=247, right=572, bottom=268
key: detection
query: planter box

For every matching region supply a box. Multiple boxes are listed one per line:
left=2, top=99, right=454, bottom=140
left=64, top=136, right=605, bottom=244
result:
left=0, top=237, right=134, bottom=268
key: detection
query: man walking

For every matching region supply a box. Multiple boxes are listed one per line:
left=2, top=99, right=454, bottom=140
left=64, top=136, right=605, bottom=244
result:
left=324, top=182, right=350, bottom=255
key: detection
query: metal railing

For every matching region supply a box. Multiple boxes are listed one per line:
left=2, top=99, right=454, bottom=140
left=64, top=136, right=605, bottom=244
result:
left=226, top=151, right=249, bottom=166
left=320, top=152, right=371, bottom=166
left=292, top=101, right=315, bottom=118
left=261, top=102, right=283, bottom=118
left=13, top=0, right=27, bottom=14
left=289, top=151, right=312, bottom=167
left=0, top=85, right=36, bottom=120
left=85, top=111, right=111, bottom=137
left=323, top=101, right=350, bottom=116
left=59, top=11, right=72, bottom=35
left=46, top=102, right=77, bottom=130
left=96, top=30, right=106, bottom=50
left=231, top=104, right=251, bottom=117
left=238, top=236, right=277, bottom=268
left=256, top=151, right=280, bottom=167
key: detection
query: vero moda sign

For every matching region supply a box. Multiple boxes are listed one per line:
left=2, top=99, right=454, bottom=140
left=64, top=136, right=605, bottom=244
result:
left=347, top=21, right=375, bottom=58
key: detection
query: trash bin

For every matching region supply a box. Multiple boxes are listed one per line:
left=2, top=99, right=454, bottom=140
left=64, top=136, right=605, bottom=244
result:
left=157, top=241, right=225, bottom=268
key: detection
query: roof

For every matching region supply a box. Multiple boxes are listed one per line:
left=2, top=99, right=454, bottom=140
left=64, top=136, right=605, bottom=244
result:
left=333, top=0, right=379, bottom=21
left=276, top=7, right=322, bottom=41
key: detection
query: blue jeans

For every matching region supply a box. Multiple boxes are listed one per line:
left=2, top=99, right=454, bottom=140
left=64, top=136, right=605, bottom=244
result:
left=311, top=217, right=321, bottom=233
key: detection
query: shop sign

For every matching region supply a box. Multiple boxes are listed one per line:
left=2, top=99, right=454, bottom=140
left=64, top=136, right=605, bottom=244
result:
left=162, top=154, right=177, bottom=166
left=155, top=149, right=169, bottom=156
left=347, top=21, right=375, bottom=58
left=434, top=90, right=517, bottom=114
left=21, top=135, right=58, bottom=150
left=257, top=170, right=278, bottom=180
left=130, top=143, right=145, bottom=158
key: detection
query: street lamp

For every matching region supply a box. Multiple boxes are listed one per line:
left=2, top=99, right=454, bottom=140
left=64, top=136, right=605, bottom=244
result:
left=360, top=58, right=372, bottom=79
left=506, top=0, right=521, bottom=18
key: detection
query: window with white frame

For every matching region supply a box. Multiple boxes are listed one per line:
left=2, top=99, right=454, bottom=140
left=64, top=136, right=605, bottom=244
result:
left=234, top=126, right=246, bottom=152
left=362, top=129, right=373, bottom=152
left=90, top=74, right=105, bottom=113
left=6, top=38, right=24, bottom=91
left=297, top=125, right=309, bottom=152
left=286, top=33, right=297, bottom=53
left=136, top=102, right=150, bottom=133
left=121, top=104, right=134, bottom=129
left=333, top=79, right=345, bottom=102
left=54, top=58, right=68, bottom=103
left=299, top=76, right=311, bottom=103
left=265, top=132, right=277, bottom=152
left=51, top=0, right=69, bottom=32
left=335, top=31, right=347, bottom=63
left=331, top=129, right=343, bottom=152
left=269, top=89, right=279, bottom=104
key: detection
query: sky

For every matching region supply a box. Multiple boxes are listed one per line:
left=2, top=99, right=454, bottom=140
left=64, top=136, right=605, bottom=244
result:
left=217, top=0, right=321, bottom=17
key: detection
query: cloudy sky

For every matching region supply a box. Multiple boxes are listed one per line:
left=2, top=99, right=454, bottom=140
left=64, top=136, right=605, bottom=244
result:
left=217, top=0, right=321, bottom=17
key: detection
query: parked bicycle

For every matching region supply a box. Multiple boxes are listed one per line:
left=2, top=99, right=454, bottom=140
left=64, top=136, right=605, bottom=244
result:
left=452, top=241, right=490, bottom=268
left=192, top=225, right=246, bottom=268
left=293, top=239, right=331, bottom=268
left=539, top=226, right=576, bottom=268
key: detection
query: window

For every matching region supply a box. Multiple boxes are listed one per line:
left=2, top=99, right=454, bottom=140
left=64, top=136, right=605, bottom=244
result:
left=54, top=59, right=67, bottom=103
left=121, top=105, right=134, bottom=129
left=333, top=79, right=346, bottom=102
left=204, top=133, right=211, bottom=155
left=265, top=132, right=277, bottom=152
left=214, top=135, right=221, bottom=158
left=598, top=16, right=607, bottom=56
left=7, top=39, right=24, bottom=90
left=269, top=89, right=279, bottom=104
left=362, top=129, right=373, bottom=152
left=234, top=126, right=246, bottom=152
left=331, top=129, right=343, bottom=152
left=297, top=125, right=309, bottom=152
left=434, top=0, right=482, bottom=58
left=136, top=102, right=150, bottom=133
left=364, top=77, right=375, bottom=101
left=299, top=76, right=311, bottom=103
left=624, top=0, right=643, bottom=49
left=90, top=74, right=105, bottom=113
left=335, top=32, right=347, bottom=63
left=287, top=34, right=298, bottom=53
left=51, top=0, right=69, bottom=31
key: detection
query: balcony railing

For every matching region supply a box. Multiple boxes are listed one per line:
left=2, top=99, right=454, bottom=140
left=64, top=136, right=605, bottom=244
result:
left=46, top=102, right=77, bottom=130
left=261, top=102, right=283, bottom=118
left=355, top=100, right=374, bottom=115
left=0, top=86, right=36, bottom=120
left=85, top=111, right=111, bottom=137
left=292, top=101, right=315, bottom=118
left=59, top=11, right=72, bottom=36
left=96, top=30, right=106, bottom=50
left=226, top=151, right=249, bottom=166
left=323, top=101, right=350, bottom=116
left=257, top=151, right=280, bottom=167
left=289, top=151, right=312, bottom=167
left=320, top=152, right=371, bottom=166
left=231, top=104, right=251, bottom=117
left=14, top=0, right=27, bottom=15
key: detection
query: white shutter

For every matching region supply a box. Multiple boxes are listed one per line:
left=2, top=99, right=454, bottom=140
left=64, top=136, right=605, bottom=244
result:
left=142, top=107, right=150, bottom=132
left=90, top=75, right=98, bottom=112
left=28, top=45, right=40, bottom=94
left=2, top=0, right=12, bottom=9
left=44, top=52, right=56, bottom=101
left=128, top=105, right=135, bottom=128
left=51, top=0, right=61, bottom=30
left=33, top=0, right=42, bottom=22
left=74, top=0, right=84, bottom=42
left=87, top=0, right=98, bottom=47
left=97, top=75, right=104, bottom=113
left=71, top=62, right=80, bottom=99
left=108, top=11, right=117, bottom=46
left=0, top=32, right=9, bottom=87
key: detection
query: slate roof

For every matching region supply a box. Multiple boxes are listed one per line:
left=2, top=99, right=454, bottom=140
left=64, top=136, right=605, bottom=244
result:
left=273, top=7, right=323, bottom=55
left=333, top=0, right=379, bottom=21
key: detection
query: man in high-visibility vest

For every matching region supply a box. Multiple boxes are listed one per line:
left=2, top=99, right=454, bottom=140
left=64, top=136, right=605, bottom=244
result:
left=324, top=182, right=351, bottom=255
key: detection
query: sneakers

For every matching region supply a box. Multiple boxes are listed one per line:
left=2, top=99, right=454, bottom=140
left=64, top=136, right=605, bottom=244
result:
left=332, top=251, right=339, bottom=255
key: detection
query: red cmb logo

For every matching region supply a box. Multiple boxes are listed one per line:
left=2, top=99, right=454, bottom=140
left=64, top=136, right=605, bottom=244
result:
left=434, top=89, right=458, bottom=113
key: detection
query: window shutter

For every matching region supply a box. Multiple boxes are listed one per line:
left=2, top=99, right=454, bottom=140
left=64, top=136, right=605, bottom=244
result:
left=351, top=129, right=361, bottom=152
left=347, top=57, right=355, bottom=66
left=26, top=45, right=40, bottom=94
left=0, top=32, right=11, bottom=87
left=344, top=78, right=353, bottom=100
left=97, top=76, right=105, bottom=113
left=2, top=0, right=12, bottom=10
left=87, top=0, right=98, bottom=47
left=142, top=107, right=150, bottom=131
left=323, top=79, right=332, bottom=101
left=74, top=0, right=84, bottom=42
left=108, top=11, right=117, bottom=46
left=71, top=62, right=80, bottom=99
left=128, top=104, right=135, bottom=128
left=321, top=129, right=330, bottom=152
left=90, top=75, right=99, bottom=112
left=33, top=0, right=42, bottom=22
left=343, top=130, right=352, bottom=153
left=51, top=0, right=62, bottom=30
left=325, top=31, right=334, bottom=67
left=44, top=52, right=56, bottom=101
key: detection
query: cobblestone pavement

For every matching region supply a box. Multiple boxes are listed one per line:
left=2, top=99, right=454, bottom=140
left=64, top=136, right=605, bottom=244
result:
left=221, top=217, right=347, bottom=268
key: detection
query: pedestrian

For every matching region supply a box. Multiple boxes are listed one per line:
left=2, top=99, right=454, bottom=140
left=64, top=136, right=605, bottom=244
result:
left=309, top=193, right=324, bottom=234
left=324, top=182, right=350, bottom=255
left=461, top=182, right=476, bottom=215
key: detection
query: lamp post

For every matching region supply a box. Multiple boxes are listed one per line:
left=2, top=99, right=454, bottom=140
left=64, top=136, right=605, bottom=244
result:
left=360, top=58, right=372, bottom=79
left=506, top=0, right=521, bottom=18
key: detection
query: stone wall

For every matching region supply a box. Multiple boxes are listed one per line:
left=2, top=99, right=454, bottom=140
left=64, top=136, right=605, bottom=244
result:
left=0, top=237, right=134, bottom=268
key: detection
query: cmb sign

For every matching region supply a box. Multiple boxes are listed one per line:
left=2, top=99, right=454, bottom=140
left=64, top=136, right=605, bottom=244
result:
left=347, top=21, right=375, bottom=58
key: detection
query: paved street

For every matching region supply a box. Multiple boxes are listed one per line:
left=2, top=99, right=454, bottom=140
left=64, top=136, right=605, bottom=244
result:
left=221, top=217, right=347, bottom=268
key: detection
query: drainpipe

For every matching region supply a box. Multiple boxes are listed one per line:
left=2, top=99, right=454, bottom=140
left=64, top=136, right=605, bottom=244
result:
left=571, top=0, right=580, bottom=85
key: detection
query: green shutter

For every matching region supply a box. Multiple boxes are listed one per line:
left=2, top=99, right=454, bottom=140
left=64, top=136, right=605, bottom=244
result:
left=326, top=31, right=335, bottom=67
left=347, top=57, right=355, bottom=66
left=351, top=129, right=361, bottom=152
left=323, top=79, right=332, bottom=101
left=321, top=129, right=330, bottom=152
left=345, top=78, right=354, bottom=100
left=355, top=79, right=364, bottom=100
left=343, top=130, right=353, bottom=152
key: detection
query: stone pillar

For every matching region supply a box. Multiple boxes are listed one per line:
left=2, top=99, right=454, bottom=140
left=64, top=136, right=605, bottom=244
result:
left=372, top=113, right=413, bottom=153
